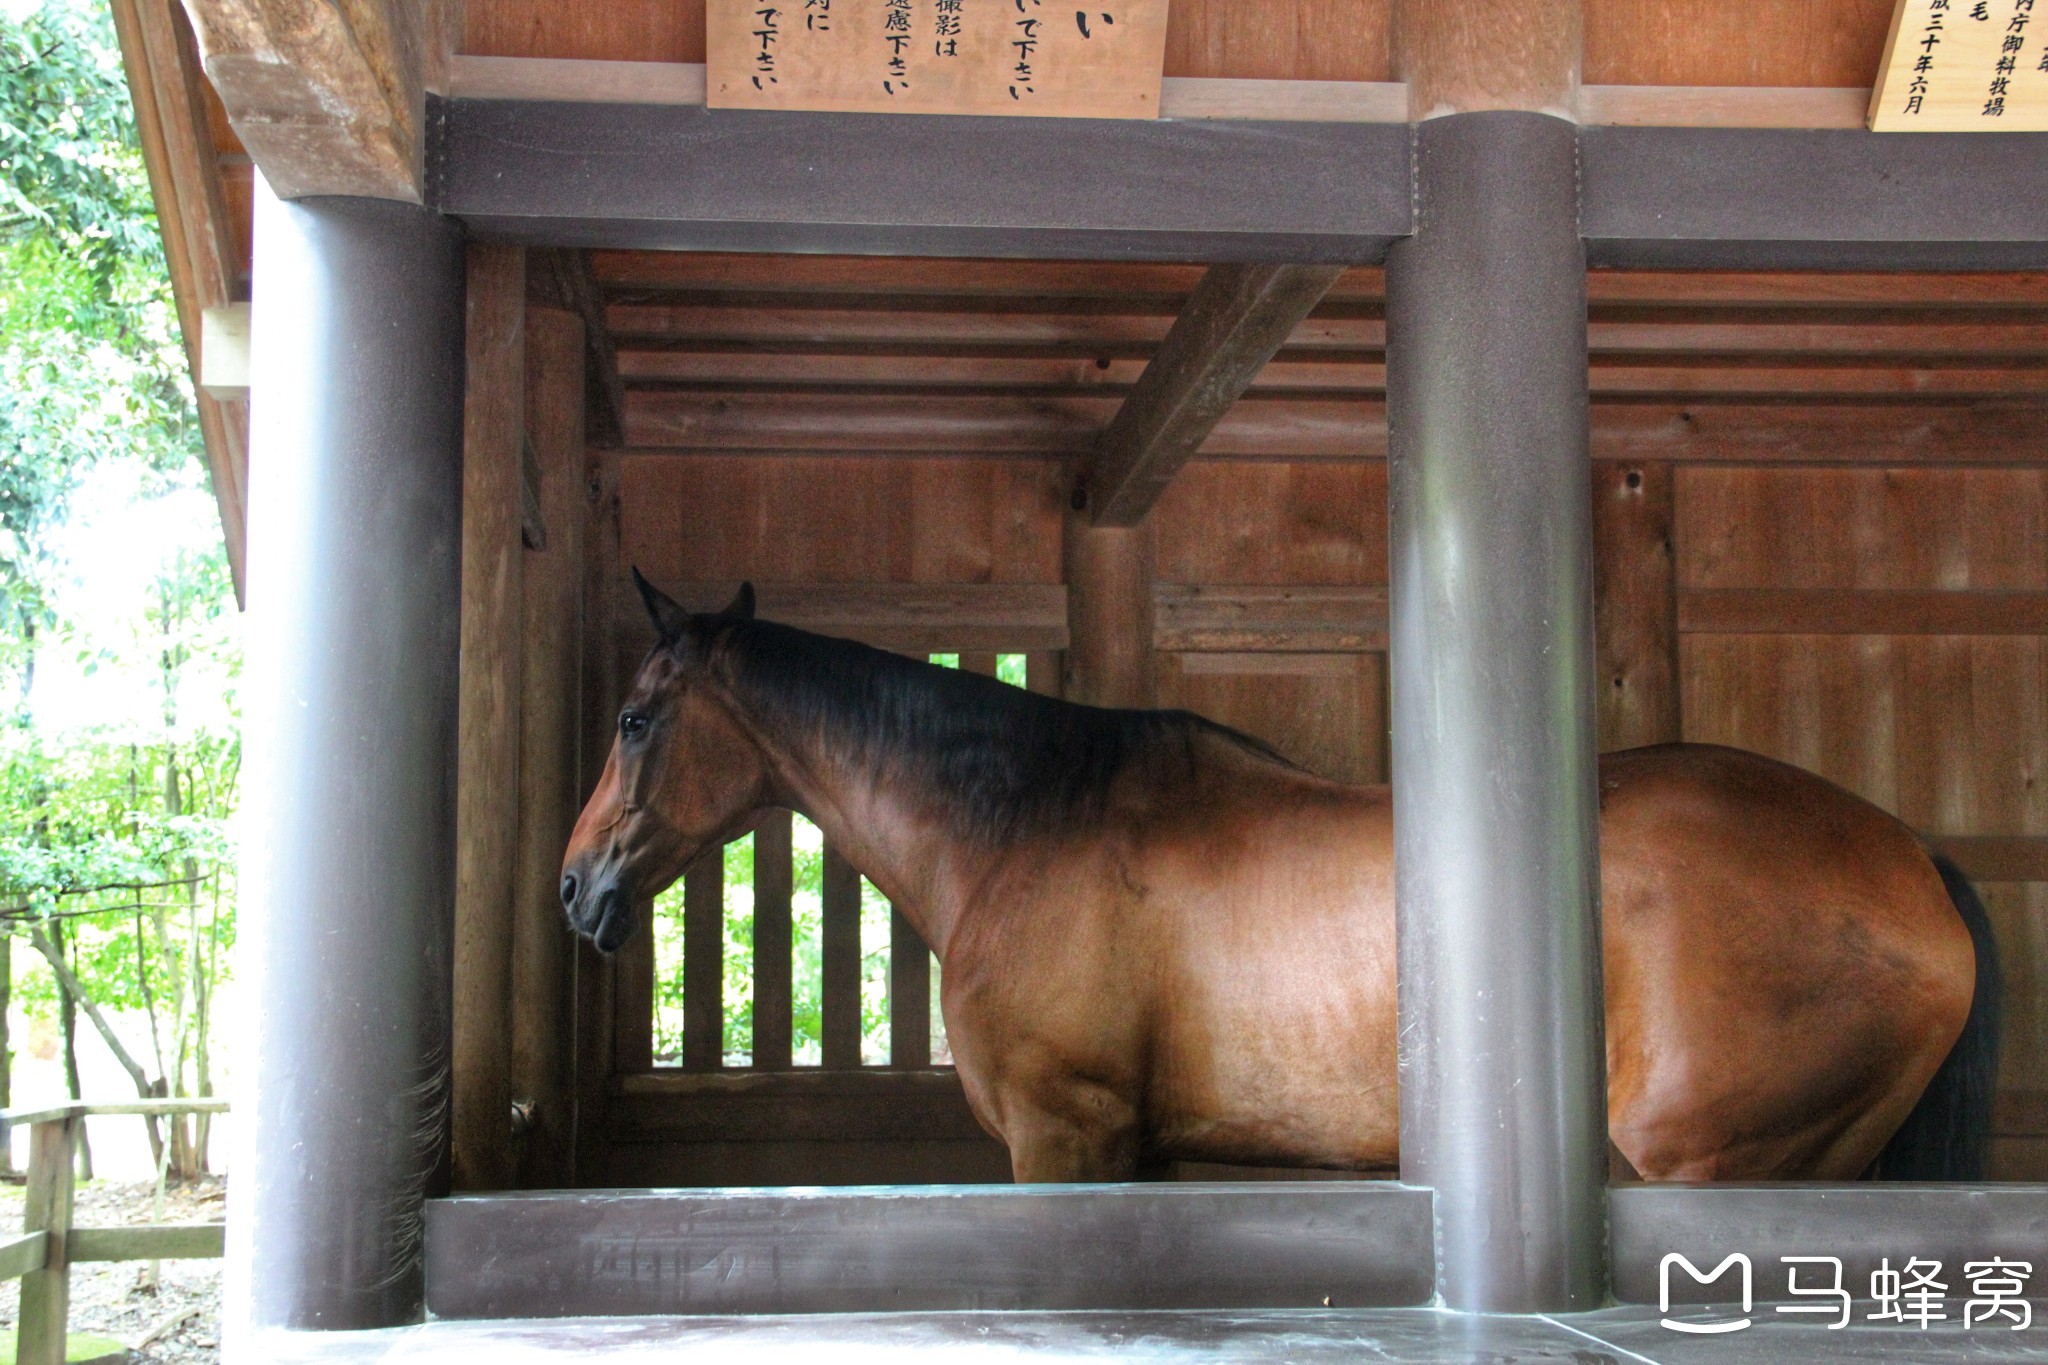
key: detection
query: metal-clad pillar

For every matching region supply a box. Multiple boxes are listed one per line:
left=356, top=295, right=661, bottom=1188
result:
left=1385, top=111, right=1608, bottom=1313
left=229, top=186, right=466, bottom=1332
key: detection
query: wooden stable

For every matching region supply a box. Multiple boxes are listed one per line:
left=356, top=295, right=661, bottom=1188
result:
left=114, top=0, right=2048, bottom=1352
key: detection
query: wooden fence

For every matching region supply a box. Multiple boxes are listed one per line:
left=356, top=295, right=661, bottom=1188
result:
left=0, top=1099, right=227, bottom=1365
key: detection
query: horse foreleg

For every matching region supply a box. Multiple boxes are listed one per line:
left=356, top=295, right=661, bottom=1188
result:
left=993, top=1077, right=1145, bottom=1183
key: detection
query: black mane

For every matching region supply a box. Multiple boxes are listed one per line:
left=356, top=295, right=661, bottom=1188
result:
left=709, top=619, right=1290, bottom=846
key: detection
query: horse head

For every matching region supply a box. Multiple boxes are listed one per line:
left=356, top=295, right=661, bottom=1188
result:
left=558, top=572, right=765, bottom=952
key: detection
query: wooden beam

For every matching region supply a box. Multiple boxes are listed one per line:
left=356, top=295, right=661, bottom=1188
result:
left=0, top=1231, right=46, bottom=1282
left=1592, top=462, right=1680, bottom=751
left=510, top=305, right=586, bottom=1189
left=624, top=581, right=1069, bottom=654
left=445, top=57, right=1880, bottom=132
left=531, top=248, right=628, bottom=449
left=609, top=1068, right=990, bottom=1145
left=1079, top=264, right=1343, bottom=525
left=17, top=1116, right=76, bottom=1365
left=111, top=0, right=247, bottom=600
left=1678, top=589, right=2048, bottom=636
left=1062, top=511, right=1155, bottom=707
left=1924, top=836, right=2048, bottom=884
left=180, top=0, right=452, bottom=201
left=451, top=244, right=526, bottom=1193
left=623, top=394, right=2048, bottom=465
left=68, top=1223, right=225, bottom=1262
left=572, top=450, right=622, bottom=1183
left=1152, top=585, right=1389, bottom=653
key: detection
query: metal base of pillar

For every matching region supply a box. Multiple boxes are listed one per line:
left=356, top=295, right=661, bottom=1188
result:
left=253, top=1306, right=2037, bottom=1363
left=423, top=1184, right=1435, bottom=1318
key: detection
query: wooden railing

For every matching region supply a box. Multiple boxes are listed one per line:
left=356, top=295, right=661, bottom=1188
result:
left=0, top=1099, right=228, bottom=1365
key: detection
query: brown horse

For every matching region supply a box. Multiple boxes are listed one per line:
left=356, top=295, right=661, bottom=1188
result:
left=560, top=578, right=1998, bottom=1183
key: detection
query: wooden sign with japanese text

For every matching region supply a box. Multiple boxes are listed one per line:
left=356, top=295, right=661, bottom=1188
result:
left=1869, top=0, right=2048, bottom=129
left=707, top=0, right=1170, bottom=119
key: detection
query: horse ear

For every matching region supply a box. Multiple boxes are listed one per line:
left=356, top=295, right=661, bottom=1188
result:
left=632, top=567, right=691, bottom=645
left=724, top=581, right=756, bottom=621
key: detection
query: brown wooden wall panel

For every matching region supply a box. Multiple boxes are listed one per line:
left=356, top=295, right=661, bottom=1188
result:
left=1583, top=0, right=1894, bottom=88
left=1680, top=468, right=2048, bottom=592
left=1680, top=635, right=2047, bottom=835
left=1982, top=883, right=2048, bottom=1151
left=618, top=456, right=1065, bottom=586
left=1157, top=651, right=1388, bottom=786
left=1164, top=0, right=1390, bottom=81
left=1154, top=462, right=1388, bottom=586
left=465, top=0, right=705, bottom=61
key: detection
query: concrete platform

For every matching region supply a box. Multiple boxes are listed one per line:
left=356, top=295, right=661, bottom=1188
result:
left=250, top=1306, right=2048, bottom=1363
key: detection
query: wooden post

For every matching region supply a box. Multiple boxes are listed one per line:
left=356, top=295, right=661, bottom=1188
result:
left=889, top=909, right=932, bottom=1069
left=571, top=451, right=622, bottom=1184
left=682, top=856, right=726, bottom=1071
left=1387, top=0, right=1605, bottom=1315
left=820, top=846, right=864, bottom=1069
left=1592, top=461, right=1681, bottom=751
left=511, top=305, right=586, bottom=1188
left=1393, top=0, right=1580, bottom=121
left=752, top=811, right=796, bottom=1071
left=1061, top=508, right=1155, bottom=709
left=452, top=244, right=527, bottom=1192
left=18, top=1114, right=77, bottom=1365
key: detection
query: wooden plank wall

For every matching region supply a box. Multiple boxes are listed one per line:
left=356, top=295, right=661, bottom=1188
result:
left=460, top=0, right=1904, bottom=88
left=1154, top=463, right=1389, bottom=786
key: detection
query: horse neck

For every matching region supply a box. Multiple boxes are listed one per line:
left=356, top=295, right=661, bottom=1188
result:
left=714, top=677, right=969, bottom=962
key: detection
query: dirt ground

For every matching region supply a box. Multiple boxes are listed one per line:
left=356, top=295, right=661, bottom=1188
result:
left=0, top=1173, right=225, bottom=1364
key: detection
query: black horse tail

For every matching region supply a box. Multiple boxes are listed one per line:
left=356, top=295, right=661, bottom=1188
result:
left=1872, top=853, right=2002, bottom=1180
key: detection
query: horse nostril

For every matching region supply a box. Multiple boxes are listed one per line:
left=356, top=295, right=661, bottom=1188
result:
left=560, top=874, right=579, bottom=909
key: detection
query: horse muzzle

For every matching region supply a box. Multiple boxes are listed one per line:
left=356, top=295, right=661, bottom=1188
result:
left=561, top=868, right=640, bottom=954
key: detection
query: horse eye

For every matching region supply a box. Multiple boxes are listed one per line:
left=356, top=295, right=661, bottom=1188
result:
left=619, top=711, right=649, bottom=739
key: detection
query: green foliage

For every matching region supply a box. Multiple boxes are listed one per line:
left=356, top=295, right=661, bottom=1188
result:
left=0, top=0, right=196, bottom=686
left=651, top=818, right=897, bottom=1066
left=0, top=0, right=234, bottom=1147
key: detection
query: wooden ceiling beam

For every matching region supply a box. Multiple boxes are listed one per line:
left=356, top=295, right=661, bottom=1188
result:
left=1070, top=265, right=1343, bottom=525
left=179, top=0, right=459, bottom=201
left=621, top=393, right=2048, bottom=466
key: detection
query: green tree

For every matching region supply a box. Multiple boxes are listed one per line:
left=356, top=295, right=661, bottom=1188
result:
left=0, top=0, right=232, bottom=1179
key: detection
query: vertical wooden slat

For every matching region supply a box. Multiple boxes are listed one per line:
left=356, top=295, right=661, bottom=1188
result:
left=611, top=909, right=655, bottom=1074
left=820, top=845, right=864, bottom=1069
left=1593, top=460, right=1681, bottom=752
left=890, top=908, right=932, bottom=1069
left=510, top=305, right=585, bottom=1188
left=17, top=1115, right=76, bottom=1365
left=452, top=243, right=527, bottom=1192
left=683, top=853, right=726, bottom=1071
left=1026, top=650, right=1062, bottom=697
left=571, top=451, right=621, bottom=1185
left=752, top=811, right=795, bottom=1071
left=957, top=651, right=1000, bottom=677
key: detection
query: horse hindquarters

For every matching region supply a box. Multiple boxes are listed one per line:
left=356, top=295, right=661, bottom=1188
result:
left=1870, top=854, right=2002, bottom=1179
left=1598, top=746, right=1979, bottom=1182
